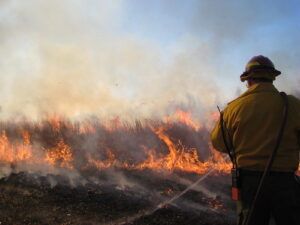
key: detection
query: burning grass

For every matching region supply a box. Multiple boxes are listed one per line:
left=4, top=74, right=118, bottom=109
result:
left=0, top=110, right=236, bottom=224
left=0, top=110, right=231, bottom=177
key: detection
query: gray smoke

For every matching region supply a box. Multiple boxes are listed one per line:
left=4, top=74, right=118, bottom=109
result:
left=0, top=0, right=220, bottom=121
left=0, top=0, right=299, bottom=121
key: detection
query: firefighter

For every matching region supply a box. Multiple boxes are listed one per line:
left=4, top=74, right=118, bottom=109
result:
left=210, top=55, right=300, bottom=225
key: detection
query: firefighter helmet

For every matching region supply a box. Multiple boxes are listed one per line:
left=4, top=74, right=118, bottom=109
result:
left=240, top=55, right=281, bottom=82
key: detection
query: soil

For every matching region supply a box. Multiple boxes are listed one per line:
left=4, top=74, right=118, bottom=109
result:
left=0, top=169, right=235, bottom=225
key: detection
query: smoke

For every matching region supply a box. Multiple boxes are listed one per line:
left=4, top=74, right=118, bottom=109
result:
left=0, top=0, right=220, bottom=121
left=0, top=0, right=299, bottom=121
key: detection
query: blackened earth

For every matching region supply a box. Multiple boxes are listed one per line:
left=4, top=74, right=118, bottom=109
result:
left=0, top=169, right=235, bottom=225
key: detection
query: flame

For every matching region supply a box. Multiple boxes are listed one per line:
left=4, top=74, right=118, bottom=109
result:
left=0, top=110, right=232, bottom=174
left=137, top=126, right=231, bottom=173
left=0, top=131, right=13, bottom=163
left=45, top=139, right=73, bottom=168
left=104, top=116, right=123, bottom=131
left=77, top=122, right=96, bottom=134
left=46, top=115, right=62, bottom=132
left=17, top=130, right=33, bottom=161
left=0, top=130, right=33, bottom=163
left=87, top=150, right=116, bottom=169
left=175, top=110, right=200, bottom=131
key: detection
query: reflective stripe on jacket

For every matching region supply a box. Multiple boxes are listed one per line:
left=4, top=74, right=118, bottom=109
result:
left=211, top=83, right=300, bottom=172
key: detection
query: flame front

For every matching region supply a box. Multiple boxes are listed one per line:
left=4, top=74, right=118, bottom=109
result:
left=0, top=110, right=234, bottom=175
left=137, top=125, right=230, bottom=173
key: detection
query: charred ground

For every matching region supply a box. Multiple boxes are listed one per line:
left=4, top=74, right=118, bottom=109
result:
left=0, top=169, right=235, bottom=225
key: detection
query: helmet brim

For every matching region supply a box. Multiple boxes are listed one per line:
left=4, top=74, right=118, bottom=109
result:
left=240, top=69, right=281, bottom=82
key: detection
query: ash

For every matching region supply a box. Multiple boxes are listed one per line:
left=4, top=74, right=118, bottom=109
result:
left=0, top=169, right=235, bottom=225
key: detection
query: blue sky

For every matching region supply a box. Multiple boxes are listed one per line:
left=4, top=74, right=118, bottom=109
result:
left=0, top=0, right=299, bottom=120
left=120, top=0, right=197, bottom=44
left=119, top=0, right=300, bottom=104
left=121, top=0, right=300, bottom=79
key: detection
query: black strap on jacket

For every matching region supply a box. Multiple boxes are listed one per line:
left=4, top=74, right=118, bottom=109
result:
left=244, top=92, right=289, bottom=225
left=217, top=106, right=237, bottom=168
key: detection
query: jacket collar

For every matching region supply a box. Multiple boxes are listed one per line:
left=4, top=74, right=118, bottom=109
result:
left=228, top=83, right=279, bottom=105
left=240, top=83, right=279, bottom=98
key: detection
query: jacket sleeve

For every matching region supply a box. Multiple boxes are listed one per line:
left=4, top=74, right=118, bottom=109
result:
left=294, top=98, right=300, bottom=151
left=289, top=95, right=300, bottom=151
left=210, top=118, right=229, bottom=153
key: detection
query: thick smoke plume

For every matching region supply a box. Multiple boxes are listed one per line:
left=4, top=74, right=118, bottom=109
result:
left=0, top=0, right=220, bottom=121
left=0, top=1, right=299, bottom=121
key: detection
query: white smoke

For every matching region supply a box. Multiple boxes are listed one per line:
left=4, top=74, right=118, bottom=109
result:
left=0, top=0, right=220, bottom=121
left=0, top=0, right=298, bottom=121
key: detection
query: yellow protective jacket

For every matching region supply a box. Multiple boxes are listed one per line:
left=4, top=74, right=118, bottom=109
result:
left=211, top=83, right=300, bottom=172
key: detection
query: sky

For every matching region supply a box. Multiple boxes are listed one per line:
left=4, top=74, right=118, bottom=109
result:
left=0, top=0, right=299, bottom=121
